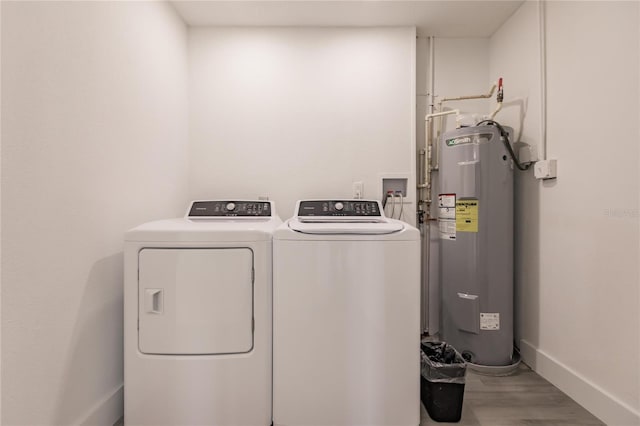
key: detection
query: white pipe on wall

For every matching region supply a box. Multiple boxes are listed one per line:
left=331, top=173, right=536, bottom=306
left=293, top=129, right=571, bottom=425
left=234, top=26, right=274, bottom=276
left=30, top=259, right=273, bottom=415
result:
left=489, top=100, right=503, bottom=120
left=428, top=36, right=435, bottom=117
left=427, top=109, right=461, bottom=120
left=419, top=35, right=436, bottom=335
left=438, top=84, right=496, bottom=108
left=539, top=0, right=548, bottom=160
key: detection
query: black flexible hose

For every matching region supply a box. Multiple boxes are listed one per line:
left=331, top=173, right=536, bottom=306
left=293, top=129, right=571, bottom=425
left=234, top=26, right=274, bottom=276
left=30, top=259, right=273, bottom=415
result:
left=476, top=119, right=530, bottom=171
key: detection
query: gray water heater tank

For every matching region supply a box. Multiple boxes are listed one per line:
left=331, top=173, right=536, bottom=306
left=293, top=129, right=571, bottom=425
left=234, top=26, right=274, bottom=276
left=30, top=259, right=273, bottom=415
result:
left=438, top=124, right=514, bottom=366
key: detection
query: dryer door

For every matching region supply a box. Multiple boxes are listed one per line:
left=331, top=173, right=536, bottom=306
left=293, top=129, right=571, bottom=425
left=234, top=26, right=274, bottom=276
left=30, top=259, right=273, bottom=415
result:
left=138, top=248, right=254, bottom=355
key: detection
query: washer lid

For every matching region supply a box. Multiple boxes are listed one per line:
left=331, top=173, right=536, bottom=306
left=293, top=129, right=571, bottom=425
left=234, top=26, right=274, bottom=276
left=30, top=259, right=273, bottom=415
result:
left=288, top=217, right=404, bottom=234
left=287, top=199, right=402, bottom=234
left=295, top=199, right=383, bottom=219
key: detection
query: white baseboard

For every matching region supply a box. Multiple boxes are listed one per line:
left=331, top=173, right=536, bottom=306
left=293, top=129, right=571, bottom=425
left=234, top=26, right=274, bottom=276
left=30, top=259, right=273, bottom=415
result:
left=520, top=339, right=640, bottom=426
left=78, top=384, right=124, bottom=426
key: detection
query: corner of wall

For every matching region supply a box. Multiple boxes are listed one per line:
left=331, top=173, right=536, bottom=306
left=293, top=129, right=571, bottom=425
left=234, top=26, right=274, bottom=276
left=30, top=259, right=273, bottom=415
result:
left=78, top=386, right=123, bottom=426
left=521, top=340, right=640, bottom=426
left=0, top=0, right=3, bottom=421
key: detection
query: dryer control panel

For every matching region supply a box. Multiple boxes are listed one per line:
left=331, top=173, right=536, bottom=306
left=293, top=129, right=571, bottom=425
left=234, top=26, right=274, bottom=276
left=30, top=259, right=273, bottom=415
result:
left=188, top=201, right=272, bottom=217
left=297, top=200, right=381, bottom=217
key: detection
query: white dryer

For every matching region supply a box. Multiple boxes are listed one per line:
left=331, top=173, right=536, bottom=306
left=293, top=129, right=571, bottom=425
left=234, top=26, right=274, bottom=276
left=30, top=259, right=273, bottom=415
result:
left=273, top=200, right=421, bottom=426
left=124, top=200, right=281, bottom=426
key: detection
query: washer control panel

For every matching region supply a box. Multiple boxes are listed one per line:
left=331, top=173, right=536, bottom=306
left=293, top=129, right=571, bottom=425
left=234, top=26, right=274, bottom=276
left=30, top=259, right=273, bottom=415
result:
left=188, top=201, right=272, bottom=217
left=297, top=200, right=381, bottom=217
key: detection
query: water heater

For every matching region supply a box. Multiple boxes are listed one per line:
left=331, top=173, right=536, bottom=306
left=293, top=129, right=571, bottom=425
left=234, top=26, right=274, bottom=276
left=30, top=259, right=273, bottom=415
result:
left=438, top=124, right=514, bottom=366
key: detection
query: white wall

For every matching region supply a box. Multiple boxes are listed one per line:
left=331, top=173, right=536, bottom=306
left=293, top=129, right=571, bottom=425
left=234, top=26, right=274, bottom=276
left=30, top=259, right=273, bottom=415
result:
left=490, top=2, right=640, bottom=425
left=188, top=27, right=416, bottom=222
left=488, top=0, right=542, bottom=356
left=1, top=2, right=188, bottom=425
left=0, top=1, right=3, bottom=421
left=432, top=38, right=492, bottom=125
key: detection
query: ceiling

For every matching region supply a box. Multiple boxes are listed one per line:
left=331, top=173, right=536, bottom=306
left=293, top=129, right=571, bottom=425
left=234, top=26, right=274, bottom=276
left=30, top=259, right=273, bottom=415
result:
left=170, top=0, right=524, bottom=37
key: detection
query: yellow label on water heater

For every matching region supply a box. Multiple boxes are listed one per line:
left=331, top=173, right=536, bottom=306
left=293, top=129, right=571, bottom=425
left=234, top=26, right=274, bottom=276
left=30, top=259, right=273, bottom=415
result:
left=456, top=199, right=479, bottom=232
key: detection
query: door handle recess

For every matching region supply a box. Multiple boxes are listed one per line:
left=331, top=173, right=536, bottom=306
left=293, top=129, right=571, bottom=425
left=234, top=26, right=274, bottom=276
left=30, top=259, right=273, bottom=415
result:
left=145, top=289, right=163, bottom=314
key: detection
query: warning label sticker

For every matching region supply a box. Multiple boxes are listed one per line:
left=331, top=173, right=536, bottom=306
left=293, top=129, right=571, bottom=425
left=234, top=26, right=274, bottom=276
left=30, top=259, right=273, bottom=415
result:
left=438, top=194, right=456, bottom=240
left=438, top=194, right=456, bottom=209
left=438, top=220, right=456, bottom=240
left=480, top=313, right=500, bottom=330
left=456, top=199, right=479, bottom=233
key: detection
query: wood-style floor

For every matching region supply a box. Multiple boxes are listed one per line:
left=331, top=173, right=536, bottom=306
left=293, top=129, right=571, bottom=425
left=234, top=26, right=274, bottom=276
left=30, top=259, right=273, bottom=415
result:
left=421, top=363, right=605, bottom=426
left=116, top=363, right=605, bottom=426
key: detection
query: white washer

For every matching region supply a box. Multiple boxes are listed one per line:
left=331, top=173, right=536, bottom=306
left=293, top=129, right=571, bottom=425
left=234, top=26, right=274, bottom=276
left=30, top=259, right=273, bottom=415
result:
left=273, top=200, right=421, bottom=426
left=124, top=200, right=281, bottom=426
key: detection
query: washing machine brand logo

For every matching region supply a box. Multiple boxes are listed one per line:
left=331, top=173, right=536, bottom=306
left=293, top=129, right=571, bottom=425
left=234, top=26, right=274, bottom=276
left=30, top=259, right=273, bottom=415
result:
left=446, top=136, right=472, bottom=147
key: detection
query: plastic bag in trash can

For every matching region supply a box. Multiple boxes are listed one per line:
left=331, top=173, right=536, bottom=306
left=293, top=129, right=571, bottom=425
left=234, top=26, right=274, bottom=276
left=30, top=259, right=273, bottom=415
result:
left=421, top=342, right=467, bottom=385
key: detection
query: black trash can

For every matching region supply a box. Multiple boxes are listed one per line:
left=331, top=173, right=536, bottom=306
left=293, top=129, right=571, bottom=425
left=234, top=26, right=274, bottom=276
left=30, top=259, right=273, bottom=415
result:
left=421, top=341, right=467, bottom=422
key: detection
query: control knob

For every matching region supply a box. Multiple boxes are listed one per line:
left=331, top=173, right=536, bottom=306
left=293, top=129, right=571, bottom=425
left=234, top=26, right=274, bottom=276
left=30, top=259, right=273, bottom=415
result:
left=226, top=202, right=236, bottom=211
left=334, top=202, right=344, bottom=211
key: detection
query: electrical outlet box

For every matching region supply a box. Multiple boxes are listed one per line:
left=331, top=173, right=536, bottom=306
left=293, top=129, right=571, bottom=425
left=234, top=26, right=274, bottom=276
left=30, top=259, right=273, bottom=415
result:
left=352, top=181, right=364, bottom=199
left=534, top=159, right=557, bottom=180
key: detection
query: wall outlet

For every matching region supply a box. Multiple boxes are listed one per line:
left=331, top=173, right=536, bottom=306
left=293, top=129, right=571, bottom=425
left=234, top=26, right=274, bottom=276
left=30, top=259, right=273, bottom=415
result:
left=534, top=159, right=557, bottom=180
left=353, top=181, right=364, bottom=199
